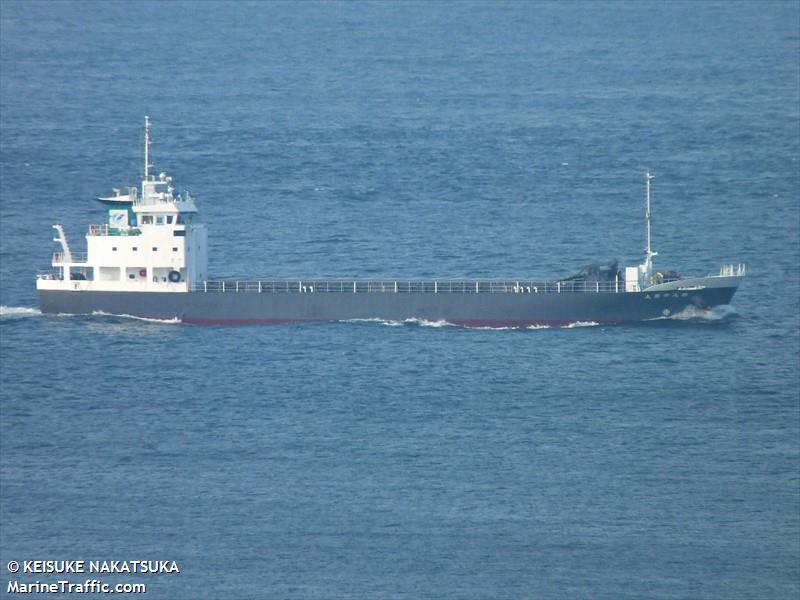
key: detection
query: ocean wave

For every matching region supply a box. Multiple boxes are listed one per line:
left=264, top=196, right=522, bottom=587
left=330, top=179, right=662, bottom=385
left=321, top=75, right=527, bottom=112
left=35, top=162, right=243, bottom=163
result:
left=563, top=321, right=600, bottom=328
left=0, top=305, right=42, bottom=319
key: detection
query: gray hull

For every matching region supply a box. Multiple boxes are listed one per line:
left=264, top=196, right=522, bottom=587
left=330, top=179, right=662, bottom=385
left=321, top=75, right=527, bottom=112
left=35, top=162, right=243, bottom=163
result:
left=37, top=285, right=738, bottom=326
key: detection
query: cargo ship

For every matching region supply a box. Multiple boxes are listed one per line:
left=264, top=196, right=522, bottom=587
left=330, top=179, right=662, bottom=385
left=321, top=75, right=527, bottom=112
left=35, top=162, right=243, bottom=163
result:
left=36, top=118, right=745, bottom=327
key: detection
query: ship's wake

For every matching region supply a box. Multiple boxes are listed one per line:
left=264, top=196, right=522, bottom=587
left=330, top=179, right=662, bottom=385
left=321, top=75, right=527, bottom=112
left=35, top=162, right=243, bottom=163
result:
left=646, top=304, right=738, bottom=324
left=10, top=305, right=728, bottom=329
left=1, top=306, right=182, bottom=325
left=0, top=305, right=42, bottom=319
left=341, top=318, right=600, bottom=330
left=341, top=317, right=454, bottom=328
left=90, top=311, right=182, bottom=324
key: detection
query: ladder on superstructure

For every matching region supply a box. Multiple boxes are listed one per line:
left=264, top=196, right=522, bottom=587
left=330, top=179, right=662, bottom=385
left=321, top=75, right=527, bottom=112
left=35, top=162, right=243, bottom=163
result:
left=52, top=224, right=73, bottom=263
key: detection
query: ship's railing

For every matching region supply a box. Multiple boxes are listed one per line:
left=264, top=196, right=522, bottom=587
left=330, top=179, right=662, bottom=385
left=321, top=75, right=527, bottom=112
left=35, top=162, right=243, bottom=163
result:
left=719, top=264, right=746, bottom=277
left=191, top=279, right=625, bottom=294
left=87, top=224, right=142, bottom=237
left=37, top=271, right=61, bottom=280
left=53, top=251, right=87, bottom=263
left=133, top=189, right=193, bottom=207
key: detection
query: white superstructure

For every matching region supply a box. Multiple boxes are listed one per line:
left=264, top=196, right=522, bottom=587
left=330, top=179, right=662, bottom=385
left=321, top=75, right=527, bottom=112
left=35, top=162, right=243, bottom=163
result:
left=37, top=117, right=207, bottom=293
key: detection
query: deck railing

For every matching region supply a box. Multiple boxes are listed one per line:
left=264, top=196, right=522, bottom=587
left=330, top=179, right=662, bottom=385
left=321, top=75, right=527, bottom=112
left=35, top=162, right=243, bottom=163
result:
left=53, top=251, right=88, bottom=263
left=191, top=279, right=624, bottom=294
left=719, top=264, right=746, bottom=277
left=87, top=224, right=142, bottom=237
left=37, top=271, right=61, bottom=280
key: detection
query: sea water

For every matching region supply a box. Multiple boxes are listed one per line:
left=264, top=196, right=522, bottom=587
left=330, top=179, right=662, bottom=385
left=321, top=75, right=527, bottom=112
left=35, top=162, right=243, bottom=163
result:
left=1, top=2, right=798, bottom=598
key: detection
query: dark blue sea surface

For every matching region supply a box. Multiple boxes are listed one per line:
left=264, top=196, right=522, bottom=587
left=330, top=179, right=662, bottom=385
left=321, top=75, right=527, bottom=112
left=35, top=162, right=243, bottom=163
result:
left=1, top=1, right=798, bottom=598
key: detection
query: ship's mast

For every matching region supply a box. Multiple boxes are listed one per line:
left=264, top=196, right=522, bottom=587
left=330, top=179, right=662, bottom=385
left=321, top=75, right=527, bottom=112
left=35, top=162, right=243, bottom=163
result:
left=641, top=169, right=657, bottom=284
left=144, top=115, right=152, bottom=180
left=645, top=169, right=655, bottom=263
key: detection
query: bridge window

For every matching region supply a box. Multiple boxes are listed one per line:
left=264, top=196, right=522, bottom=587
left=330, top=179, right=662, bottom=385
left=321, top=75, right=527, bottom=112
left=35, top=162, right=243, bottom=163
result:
left=166, top=216, right=174, bottom=224
left=141, top=215, right=153, bottom=225
left=156, top=216, right=164, bottom=225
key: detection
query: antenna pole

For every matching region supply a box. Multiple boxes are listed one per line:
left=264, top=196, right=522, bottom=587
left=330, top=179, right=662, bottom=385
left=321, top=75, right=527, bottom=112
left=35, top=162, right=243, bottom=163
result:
left=645, top=169, right=655, bottom=262
left=144, top=116, right=152, bottom=179
left=636, top=169, right=659, bottom=288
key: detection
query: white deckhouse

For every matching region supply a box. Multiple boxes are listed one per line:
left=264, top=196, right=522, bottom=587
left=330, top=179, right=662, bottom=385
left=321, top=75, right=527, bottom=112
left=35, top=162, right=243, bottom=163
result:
left=37, top=117, right=207, bottom=294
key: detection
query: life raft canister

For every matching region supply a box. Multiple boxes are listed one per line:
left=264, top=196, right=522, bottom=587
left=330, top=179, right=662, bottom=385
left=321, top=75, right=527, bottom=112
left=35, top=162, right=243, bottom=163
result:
left=168, top=270, right=181, bottom=283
